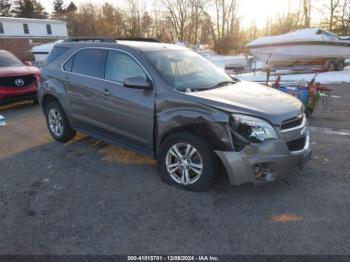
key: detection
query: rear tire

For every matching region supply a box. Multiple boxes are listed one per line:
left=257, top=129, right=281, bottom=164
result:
left=158, top=132, right=218, bottom=191
left=336, top=60, right=345, bottom=71
left=45, top=101, right=76, bottom=142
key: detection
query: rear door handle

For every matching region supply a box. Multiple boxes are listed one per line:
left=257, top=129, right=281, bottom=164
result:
left=103, top=88, right=110, bottom=96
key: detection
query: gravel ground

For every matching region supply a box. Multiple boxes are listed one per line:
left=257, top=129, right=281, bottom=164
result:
left=0, top=84, right=349, bottom=255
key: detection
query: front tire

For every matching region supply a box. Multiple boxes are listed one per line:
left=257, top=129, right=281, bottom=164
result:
left=45, top=101, right=76, bottom=142
left=158, top=132, right=218, bottom=191
left=324, top=60, right=336, bottom=72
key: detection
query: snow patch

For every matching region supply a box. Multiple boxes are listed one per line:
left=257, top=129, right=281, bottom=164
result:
left=236, top=66, right=350, bottom=84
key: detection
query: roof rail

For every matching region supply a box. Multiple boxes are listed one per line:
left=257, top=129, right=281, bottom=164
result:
left=63, top=37, right=161, bottom=43
left=114, top=37, right=160, bottom=43
left=64, top=37, right=115, bottom=42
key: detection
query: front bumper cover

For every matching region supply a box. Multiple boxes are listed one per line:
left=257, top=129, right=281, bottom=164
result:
left=215, top=131, right=312, bottom=185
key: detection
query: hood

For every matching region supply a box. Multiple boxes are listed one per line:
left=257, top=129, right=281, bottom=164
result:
left=0, top=66, right=40, bottom=77
left=187, top=81, right=303, bottom=125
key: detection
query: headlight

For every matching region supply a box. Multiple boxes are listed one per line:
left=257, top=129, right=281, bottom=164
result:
left=231, top=114, right=278, bottom=143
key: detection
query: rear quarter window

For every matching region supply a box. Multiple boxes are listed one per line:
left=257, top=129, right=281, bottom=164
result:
left=70, top=49, right=106, bottom=78
left=46, top=46, right=69, bottom=65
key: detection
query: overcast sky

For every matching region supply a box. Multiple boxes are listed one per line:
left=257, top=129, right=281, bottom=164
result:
left=39, top=0, right=325, bottom=28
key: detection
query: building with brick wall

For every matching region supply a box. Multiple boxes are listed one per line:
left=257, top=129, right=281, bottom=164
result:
left=0, top=17, right=68, bottom=61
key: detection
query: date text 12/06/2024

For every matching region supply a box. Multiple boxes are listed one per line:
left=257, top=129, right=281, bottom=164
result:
left=127, top=256, right=219, bottom=261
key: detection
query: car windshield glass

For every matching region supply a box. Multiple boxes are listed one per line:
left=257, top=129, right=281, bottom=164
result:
left=0, top=52, right=23, bottom=67
left=146, top=50, right=235, bottom=91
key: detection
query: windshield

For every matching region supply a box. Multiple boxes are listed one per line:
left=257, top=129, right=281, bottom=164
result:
left=317, top=30, right=339, bottom=41
left=0, top=52, right=23, bottom=67
left=146, top=50, right=235, bottom=91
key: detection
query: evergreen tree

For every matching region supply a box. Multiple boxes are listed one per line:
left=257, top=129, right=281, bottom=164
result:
left=66, top=1, right=77, bottom=13
left=0, top=0, right=12, bottom=17
left=53, top=0, right=66, bottom=18
left=12, top=0, right=48, bottom=18
left=53, top=0, right=65, bottom=14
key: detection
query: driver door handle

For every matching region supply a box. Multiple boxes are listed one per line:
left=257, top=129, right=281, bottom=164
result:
left=103, top=88, right=110, bottom=96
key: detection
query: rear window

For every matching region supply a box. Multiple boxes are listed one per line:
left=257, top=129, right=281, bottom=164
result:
left=46, top=46, right=69, bottom=65
left=0, top=51, right=23, bottom=67
left=70, top=49, right=106, bottom=78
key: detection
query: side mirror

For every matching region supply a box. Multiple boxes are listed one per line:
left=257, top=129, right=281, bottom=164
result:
left=123, top=76, right=153, bottom=90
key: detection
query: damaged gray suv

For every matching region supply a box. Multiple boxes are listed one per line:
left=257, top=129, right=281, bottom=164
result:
left=39, top=38, right=312, bottom=191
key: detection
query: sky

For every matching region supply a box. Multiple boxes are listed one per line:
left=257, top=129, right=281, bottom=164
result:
left=39, top=0, right=325, bottom=28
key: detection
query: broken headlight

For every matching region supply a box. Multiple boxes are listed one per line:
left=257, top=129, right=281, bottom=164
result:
left=231, top=114, right=278, bottom=143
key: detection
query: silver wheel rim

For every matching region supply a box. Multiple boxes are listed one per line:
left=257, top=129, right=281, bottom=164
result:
left=165, top=143, right=203, bottom=185
left=48, top=108, right=63, bottom=137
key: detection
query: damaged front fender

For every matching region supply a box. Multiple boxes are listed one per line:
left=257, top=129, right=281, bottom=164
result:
left=156, top=98, right=233, bottom=155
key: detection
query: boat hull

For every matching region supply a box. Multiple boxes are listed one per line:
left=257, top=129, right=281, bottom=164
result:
left=249, top=43, right=350, bottom=66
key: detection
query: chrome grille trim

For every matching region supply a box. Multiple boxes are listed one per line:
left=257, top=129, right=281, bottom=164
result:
left=281, top=114, right=306, bottom=133
left=277, top=114, right=310, bottom=154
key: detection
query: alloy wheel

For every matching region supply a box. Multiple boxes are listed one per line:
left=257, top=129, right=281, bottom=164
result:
left=48, top=108, right=63, bottom=137
left=165, top=143, right=203, bottom=185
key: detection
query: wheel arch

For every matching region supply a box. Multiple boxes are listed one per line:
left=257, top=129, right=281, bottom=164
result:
left=156, top=123, right=233, bottom=159
left=41, top=93, right=60, bottom=112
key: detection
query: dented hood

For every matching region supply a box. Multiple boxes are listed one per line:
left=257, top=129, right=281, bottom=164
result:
left=187, top=81, right=304, bottom=125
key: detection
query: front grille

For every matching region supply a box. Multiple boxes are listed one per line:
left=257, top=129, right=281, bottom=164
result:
left=0, top=74, right=36, bottom=87
left=281, top=114, right=304, bottom=130
left=287, top=136, right=306, bottom=151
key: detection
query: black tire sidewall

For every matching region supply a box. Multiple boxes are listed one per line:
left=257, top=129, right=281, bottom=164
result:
left=325, top=61, right=336, bottom=72
left=337, top=61, right=345, bottom=71
left=158, top=132, right=217, bottom=191
left=45, top=101, right=75, bottom=142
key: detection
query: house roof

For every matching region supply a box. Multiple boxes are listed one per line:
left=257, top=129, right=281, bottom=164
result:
left=0, top=17, right=66, bottom=24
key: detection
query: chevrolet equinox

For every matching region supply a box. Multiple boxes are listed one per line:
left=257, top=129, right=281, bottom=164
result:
left=39, top=38, right=312, bottom=191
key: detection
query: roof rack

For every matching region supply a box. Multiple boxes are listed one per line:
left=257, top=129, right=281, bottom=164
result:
left=64, top=37, right=115, bottom=42
left=64, top=37, right=160, bottom=43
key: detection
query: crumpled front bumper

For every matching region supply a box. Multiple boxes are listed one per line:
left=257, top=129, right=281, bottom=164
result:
left=215, top=130, right=312, bottom=185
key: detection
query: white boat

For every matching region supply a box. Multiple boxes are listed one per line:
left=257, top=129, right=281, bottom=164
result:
left=194, top=46, right=254, bottom=73
left=31, top=40, right=63, bottom=65
left=201, top=53, right=253, bottom=73
left=175, top=42, right=253, bottom=73
left=246, top=28, right=350, bottom=71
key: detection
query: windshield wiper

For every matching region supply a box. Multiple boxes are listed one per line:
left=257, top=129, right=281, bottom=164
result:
left=180, top=80, right=237, bottom=92
left=208, top=80, right=236, bottom=89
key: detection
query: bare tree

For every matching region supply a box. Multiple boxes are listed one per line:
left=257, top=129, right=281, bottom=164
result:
left=211, top=0, right=240, bottom=54
left=332, top=0, right=350, bottom=35
left=330, top=0, right=341, bottom=30
left=161, top=0, right=191, bottom=41
left=303, top=0, right=311, bottom=27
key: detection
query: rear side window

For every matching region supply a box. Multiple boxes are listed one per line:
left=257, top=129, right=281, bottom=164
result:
left=0, top=23, right=4, bottom=34
left=63, top=56, right=74, bottom=71
left=105, top=50, right=146, bottom=83
left=71, top=49, right=106, bottom=78
left=46, top=46, right=69, bottom=65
